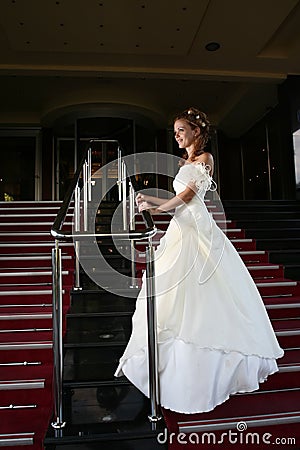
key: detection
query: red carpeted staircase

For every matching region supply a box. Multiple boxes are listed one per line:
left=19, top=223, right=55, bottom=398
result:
left=0, top=201, right=74, bottom=450
left=2, top=198, right=300, bottom=450
left=137, top=200, right=300, bottom=450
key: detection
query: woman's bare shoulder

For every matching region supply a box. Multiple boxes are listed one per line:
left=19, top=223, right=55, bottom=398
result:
left=194, top=152, right=213, bottom=164
left=193, top=152, right=214, bottom=174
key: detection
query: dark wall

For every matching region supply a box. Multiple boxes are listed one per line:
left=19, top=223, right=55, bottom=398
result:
left=217, top=132, right=243, bottom=200
left=217, top=80, right=296, bottom=200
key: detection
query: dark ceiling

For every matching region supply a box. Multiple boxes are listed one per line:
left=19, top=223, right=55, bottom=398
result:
left=1, top=0, right=300, bottom=136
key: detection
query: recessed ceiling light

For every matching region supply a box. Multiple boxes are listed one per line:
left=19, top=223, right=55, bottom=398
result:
left=205, top=42, right=220, bottom=52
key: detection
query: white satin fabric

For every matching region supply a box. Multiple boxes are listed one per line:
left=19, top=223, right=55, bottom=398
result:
left=114, top=162, right=284, bottom=414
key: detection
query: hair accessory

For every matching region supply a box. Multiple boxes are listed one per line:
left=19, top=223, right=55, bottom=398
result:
left=187, top=109, right=206, bottom=127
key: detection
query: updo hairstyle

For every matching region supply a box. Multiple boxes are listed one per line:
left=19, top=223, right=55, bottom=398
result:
left=174, top=107, right=210, bottom=161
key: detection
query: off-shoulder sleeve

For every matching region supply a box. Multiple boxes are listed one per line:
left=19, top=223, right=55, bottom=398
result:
left=182, top=162, right=217, bottom=193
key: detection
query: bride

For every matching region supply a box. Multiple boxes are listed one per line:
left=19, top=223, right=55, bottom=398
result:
left=114, top=107, right=284, bottom=414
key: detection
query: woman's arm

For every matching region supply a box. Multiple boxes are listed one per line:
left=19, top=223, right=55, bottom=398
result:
left=139, top=185, right=196, bottom=214
left=136, top=193, right=166, bottom=206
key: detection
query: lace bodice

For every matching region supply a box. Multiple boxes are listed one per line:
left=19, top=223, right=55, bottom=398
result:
left=173, top=162, right=216, bottom=196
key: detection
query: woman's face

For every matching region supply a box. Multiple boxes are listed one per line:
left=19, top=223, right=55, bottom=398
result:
left=174, top=119, right=199, bottom=150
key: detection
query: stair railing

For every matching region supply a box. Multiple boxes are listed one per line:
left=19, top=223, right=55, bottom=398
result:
left=50, top=141, right=161, bottom=431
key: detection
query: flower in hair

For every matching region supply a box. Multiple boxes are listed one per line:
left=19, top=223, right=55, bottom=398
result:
left=187, top=109, right=207, bottom=128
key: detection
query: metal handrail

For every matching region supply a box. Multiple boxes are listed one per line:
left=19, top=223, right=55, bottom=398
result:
left=51, top=140, right=156, bottom=240
left=50, top=140, right=161, bottom=431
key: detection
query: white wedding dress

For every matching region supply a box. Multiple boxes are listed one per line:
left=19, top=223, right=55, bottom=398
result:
left=114, top=162, right=284, bottom=414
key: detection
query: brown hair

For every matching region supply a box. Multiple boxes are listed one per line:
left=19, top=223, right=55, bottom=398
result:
left=174, top=107, right=210, bottom=161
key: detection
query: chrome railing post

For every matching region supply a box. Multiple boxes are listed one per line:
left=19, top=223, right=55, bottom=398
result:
left=129, top=181, right=138, bottom=289
left=83, top=161, right=88, bottom=231
left=87, top=147, right=92, bottom=202
left=51, top=240, right=66, bottom=429
left=74, top=184, right=82, bottom=290
left=117, top=147, right=122, bottom=201
left=122, top=160, right=128, bottom=231
left=145, top=241, right=161, bottom=425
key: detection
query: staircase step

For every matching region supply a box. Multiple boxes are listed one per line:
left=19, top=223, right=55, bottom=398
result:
left=238, top=250, right=269, bottom=263
left=284, top=264, right=300, bottom=282
left=44, top=421, right=166, bottom=449
left=256, top=238, right=300, bottom=250
left=0, top=432, right=35, bottom=447
left=0, top=201, right=65, bottom=207
left=0, top=254, right=73, bottom=269
left=64, top=345, right=125, bottom=382
left=235, top=219, right=300, bottom=229
left=0, top=329, right=53, bottom=343
left=265, top=296, right=300, bottom=318
left=0, top=288, right=70, bottom=304
left=246, top=228, right=300, bottom=239
left=166, top=388, right=300, bottom=432
left=0, top=340, right=52, bottom=349
left=62, top=384, right=148, bottom=425
left=0, top=379, right=45, bottom=391
left=269, top=249, right=300, bottom=263
left=256, top=278, right=300, bottom=296
left=70, top=290, right=137, bottom=313
left=272, top=318, right=300, bottom=331
left=0, top=232, right=67, bottom=241
left=0, top=269, right=73, bottom=285
left=65, top=314, right=131, bottom=345
left=0, top=242, right=74, bottom=255
left=0, top=345, right=52, bottom=363
left=279, top=347, right=300, bottom=365
left=0, top=213, right=74, bottom=223
left=0, top=222, right=73, bottom=232
left=0, top=404, right=53, bottom=438
left=229, top=211, right=300, bottom=219
left=224, top=200, right=300, bottom=210
left=224, top=228, right=245, bottom=238
left=0, top=313, right=52, bottom=331
left=276, top=329, right=300, bottom=347
left=247, top=264, right=284, bottom=279
left=0, top=360, right=52, bottom=381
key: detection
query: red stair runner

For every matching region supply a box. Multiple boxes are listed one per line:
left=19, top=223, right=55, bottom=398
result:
left=0, top=201, right=74, bottom=450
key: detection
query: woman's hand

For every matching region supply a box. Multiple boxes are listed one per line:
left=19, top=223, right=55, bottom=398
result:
left=138, top=200, right=154, bottom=213
left=136, top=193, right=147, bottom=206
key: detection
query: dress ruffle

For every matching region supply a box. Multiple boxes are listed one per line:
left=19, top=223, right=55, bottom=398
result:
left=116, top=337, right=279, bottom=414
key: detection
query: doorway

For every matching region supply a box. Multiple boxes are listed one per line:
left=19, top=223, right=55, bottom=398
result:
left=0, top=131, right=41, bottom=201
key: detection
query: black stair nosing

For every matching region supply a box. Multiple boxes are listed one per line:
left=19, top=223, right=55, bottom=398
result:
left=245, top=228, right=300, bottom=235
left=67, top=311, right=134, bottom=318
left=225, top=211, right=300, bottom=222
left=268, top=249, right=300, bottom=255
left=253, top=237, right=300, bottom=241
left=64, top=341, right=127, bottom=348
left=78, top=268, right=132, bottom=276
left=256, top=243, right=300, bottom=251
left=283, top=263, right=300, bottom=268
left=44, top=428, right=165, bottom=446
left=63, top=378, right=130, bottom=388
left=234, top=218, right=300, bottom=223
left=224, top=201, right=300, bottom=206
left=71, top=287, right=140, bottom=296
